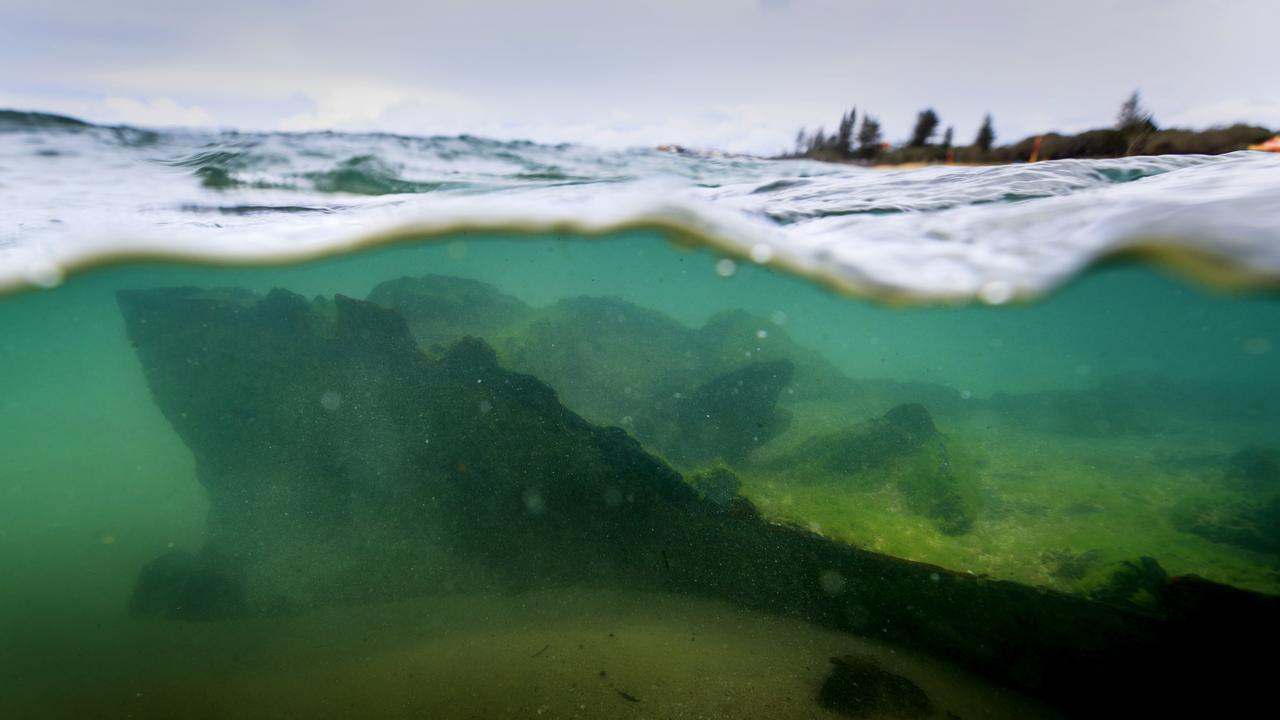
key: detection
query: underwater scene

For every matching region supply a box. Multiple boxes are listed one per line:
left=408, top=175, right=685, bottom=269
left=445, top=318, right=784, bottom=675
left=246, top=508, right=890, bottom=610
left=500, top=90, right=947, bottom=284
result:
left=2, top=115, right=1280, bottom=718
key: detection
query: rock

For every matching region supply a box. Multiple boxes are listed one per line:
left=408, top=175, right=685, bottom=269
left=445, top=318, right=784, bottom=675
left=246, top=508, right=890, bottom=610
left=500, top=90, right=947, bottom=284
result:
left=370, top=279, right=851, bottom=466
left=1173, top=495, right=1280, bottom=556
left=980, top=373, right=1279, bottom=438
left=769, top=404, right=979, bottom=534
left=1040, top=549, right=1105, bottom=583
left=787, top=403, right=939, bottom=478
left=1085, top=556, right=1169, bottom=612
left=818, top=653, right=934, bottom=719
left=1172, top=446, right=1280, bottom=556
left=694, top=309, right=856, bottom=401
left=1224, top=445, right=1280, bottom=492
left=130, top=550, right=246, bottom=620
left=365, top=274, right=532, bottom=352
left=668, top=359, right=794, bottom=467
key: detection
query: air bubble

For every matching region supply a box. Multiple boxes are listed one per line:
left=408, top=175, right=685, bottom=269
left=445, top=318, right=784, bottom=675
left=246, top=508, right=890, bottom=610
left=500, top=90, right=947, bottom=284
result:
left=749, top=244, right=774, bottom=263
left=978, top=280, right=1015, bottom=305
left=1244, top=338, right=1272, bottom=355
left=819, top=569, right=847, bottom=596
left=320, top=390, right=342, bottom=411
left=522, top=488, right=546, bottom=516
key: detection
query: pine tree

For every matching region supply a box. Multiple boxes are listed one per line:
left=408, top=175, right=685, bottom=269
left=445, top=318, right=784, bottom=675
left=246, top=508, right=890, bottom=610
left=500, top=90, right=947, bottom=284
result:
left=1116, top=91, right=1156, bottom=134
left=1116, top=91, right=1156, bottom=155
left=909, top=108, right=940, bottom=147
left=810, top=127, right=827, bottom=154
left=974, top=114, right=995, bottom=153
left=856, top=115, right=883, bottom=159
left=836, top=107, right=857, bottom=157
left=942, top=126, right=954, bottom=150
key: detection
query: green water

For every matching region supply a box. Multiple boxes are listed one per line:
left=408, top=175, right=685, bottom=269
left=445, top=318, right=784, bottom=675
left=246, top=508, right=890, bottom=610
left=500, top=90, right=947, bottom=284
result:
left=1, top=230, right=1277, bottom=718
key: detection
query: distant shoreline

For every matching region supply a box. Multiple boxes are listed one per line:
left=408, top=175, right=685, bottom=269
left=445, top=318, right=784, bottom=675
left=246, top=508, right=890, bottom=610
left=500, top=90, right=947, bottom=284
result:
left=786, top=123, right=1278, bottom=167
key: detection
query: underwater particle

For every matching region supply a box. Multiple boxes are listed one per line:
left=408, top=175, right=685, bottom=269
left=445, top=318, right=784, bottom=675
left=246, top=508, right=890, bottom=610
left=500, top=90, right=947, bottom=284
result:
left=819, top=569, right=847, bottom=596
left=603, top=486, right=624, bottom=507
left=620, top=415, right=633, bottom=426
left=770, top=310, right=788, bottom=325
left=320, top=390, right=342, bottom=412
left=959, top=390, right=972, bottom=400
left=478, top=399, right=492, bottom=414
left=522, top=488, right=546, bottom=516
left=930, top=572, right=940, bottom=582
left=977, top=280, right=1015, bottom=305
left=1075, top=364, right=1093, bottom=376
left=715, top=258, right=737, bottom=277
left=756, top=329, right=769, bottom=340
left=750, top=243, right=774, bottom=263
left=1243, top=337, right=1272, bottom=355
left=22, top=258, right=63, bottom=288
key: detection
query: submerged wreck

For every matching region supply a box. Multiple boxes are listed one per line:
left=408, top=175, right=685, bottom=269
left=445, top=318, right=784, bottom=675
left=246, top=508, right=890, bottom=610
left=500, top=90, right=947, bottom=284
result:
left=118, top=279, right=1278, bottom=717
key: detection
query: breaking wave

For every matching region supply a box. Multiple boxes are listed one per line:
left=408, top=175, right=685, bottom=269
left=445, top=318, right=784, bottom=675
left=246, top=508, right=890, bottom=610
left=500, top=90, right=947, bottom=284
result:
left=2, top=109, right=1279, bottom=300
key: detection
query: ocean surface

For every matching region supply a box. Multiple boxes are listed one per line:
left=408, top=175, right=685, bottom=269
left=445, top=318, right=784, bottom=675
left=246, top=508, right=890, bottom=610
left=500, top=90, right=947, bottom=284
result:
left=2, top=110, right=1279, bottom=718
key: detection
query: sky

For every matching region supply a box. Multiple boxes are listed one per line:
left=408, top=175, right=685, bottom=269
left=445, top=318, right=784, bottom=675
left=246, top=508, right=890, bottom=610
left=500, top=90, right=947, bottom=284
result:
left=2, top=0, right=1277, bottom=153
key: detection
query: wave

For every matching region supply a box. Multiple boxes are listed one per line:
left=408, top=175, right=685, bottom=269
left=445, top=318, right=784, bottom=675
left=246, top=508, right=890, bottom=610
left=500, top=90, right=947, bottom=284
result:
left=2, top=111, right=1279, bottom=300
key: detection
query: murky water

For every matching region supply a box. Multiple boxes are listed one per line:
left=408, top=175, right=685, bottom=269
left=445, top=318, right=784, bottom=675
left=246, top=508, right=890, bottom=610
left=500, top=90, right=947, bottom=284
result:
left=2, top=230, right=1277, bottom=718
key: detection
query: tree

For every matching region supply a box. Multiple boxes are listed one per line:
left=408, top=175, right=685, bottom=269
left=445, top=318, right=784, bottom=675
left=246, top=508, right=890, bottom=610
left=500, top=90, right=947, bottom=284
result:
left=836, top=107, right=857, bottom=157
left=856, top=115, right=883, bottom=159
left=974, top=114, right=995, bottom=153
left=808, top=127, right=828, bottom=155
left=1116, top=91, right=1156, bottom=134
left=909, top=108, right=940, bottom=147
left=1116, top=90, right=1157, bottom=155
left=941, top=126, right=954, bottom=150
left=794, top=128, right=808, bottom=155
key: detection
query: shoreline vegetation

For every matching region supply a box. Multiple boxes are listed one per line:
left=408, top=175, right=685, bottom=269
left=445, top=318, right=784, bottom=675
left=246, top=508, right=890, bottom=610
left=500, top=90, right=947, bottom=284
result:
left=778, top=91, right=1278, bottom=167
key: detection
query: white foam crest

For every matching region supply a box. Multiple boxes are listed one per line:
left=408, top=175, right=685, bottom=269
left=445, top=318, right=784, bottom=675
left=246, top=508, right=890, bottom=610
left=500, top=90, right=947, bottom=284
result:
left=2, top=119, right=1278, bottom=300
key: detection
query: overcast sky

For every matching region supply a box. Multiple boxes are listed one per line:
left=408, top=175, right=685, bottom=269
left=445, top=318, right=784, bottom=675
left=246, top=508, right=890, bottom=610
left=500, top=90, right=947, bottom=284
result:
left=2, top=0, right=1276, bottom=153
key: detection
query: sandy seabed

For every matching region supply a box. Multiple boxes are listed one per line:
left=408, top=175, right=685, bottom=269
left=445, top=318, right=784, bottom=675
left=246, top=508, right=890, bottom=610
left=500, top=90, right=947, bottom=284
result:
left=0, top=587, right=1059, bottom=720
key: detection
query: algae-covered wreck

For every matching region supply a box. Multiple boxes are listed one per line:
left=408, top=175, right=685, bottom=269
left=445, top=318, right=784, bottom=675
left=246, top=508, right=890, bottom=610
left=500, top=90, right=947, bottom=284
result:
left=117, top=275, right=1279, bottom=718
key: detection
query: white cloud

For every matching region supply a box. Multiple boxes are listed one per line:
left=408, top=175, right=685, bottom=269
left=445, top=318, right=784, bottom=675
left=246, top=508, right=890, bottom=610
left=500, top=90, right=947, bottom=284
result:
left=278, top=83, right=470, bottom=132
left=102, top=96, right=215, bottom=127
left=4, top=1, right=1277, bottom=150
